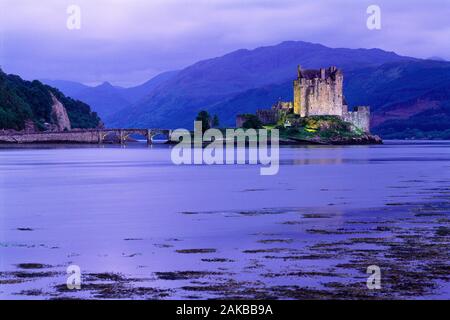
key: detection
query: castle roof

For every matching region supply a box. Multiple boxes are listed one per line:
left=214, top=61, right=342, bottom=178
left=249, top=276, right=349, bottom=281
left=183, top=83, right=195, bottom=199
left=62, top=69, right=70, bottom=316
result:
left=298, top=66, right=341, bottom=80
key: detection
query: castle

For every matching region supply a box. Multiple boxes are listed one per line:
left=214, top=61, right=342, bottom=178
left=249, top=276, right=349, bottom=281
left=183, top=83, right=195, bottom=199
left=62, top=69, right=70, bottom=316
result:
left=237, top=66, right=371, bottom=132
left=294, top=66, right=344, bottom=117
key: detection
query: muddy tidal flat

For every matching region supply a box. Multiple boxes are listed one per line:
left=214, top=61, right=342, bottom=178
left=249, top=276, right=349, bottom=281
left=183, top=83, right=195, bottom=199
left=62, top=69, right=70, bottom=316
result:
left=0, top=141, right=449, bottom=299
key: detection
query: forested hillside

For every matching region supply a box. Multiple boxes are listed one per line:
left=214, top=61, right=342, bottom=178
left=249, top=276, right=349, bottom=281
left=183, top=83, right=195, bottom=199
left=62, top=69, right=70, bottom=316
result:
left=0, top=69, right=101, bottom=131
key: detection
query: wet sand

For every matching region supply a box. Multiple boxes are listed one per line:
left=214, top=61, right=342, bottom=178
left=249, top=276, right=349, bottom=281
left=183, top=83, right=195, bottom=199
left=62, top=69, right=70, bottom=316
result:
left=1, top=197, right=449, bottom=299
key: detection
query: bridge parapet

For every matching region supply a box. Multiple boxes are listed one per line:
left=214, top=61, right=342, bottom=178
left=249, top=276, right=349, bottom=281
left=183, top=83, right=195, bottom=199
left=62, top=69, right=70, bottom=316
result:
left=0, top=128, right=173, bottom=144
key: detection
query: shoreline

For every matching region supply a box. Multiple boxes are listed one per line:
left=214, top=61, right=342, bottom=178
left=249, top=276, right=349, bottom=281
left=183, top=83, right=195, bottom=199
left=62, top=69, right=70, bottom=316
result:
left=0, top=131, right=383, bottom=146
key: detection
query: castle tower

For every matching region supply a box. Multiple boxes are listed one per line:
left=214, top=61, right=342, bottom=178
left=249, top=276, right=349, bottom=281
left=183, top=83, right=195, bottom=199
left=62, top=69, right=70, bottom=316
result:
left=293, top=66, right=344, bottom=117
left=293, top=65, right=305, bottom=116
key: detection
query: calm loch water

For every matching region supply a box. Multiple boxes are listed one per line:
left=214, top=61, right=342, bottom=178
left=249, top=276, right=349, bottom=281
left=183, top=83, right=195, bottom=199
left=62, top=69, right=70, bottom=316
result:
left=0, top=141, right=449, bottom=299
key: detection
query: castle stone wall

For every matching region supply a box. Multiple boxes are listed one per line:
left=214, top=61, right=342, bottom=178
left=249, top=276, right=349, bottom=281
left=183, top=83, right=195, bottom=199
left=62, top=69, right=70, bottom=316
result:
left=293, top=67, right=344, bottom=117
left=293, top=80, right=306, bottom=117
left=343, top=106, right=371, bottom=133
left=256, top=109, right=279, bottom=125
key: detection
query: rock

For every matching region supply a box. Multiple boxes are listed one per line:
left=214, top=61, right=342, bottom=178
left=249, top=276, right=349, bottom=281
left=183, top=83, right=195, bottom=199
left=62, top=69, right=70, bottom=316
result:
left=50, top=93, right=71, bottom=131
left=326, top=134, right=383, bottom=145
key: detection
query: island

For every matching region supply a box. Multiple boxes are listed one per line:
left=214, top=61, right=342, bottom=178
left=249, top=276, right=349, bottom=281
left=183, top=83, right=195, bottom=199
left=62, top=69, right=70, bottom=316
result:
left=235, top=66, right=382, bottom=145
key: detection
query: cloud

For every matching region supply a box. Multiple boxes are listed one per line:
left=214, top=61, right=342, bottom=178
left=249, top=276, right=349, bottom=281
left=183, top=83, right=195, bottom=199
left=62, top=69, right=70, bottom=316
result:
left=0, top=0, right=449, bottom=86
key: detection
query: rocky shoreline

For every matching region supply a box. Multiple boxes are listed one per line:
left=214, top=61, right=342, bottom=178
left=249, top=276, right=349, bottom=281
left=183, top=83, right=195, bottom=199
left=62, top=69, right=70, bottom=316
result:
left=280, top=134, right=383, bottom=145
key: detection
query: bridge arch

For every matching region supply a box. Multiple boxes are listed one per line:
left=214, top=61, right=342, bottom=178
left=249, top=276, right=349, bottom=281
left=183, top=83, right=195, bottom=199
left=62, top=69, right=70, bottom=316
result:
left=149, top=129, right=172, bottom=143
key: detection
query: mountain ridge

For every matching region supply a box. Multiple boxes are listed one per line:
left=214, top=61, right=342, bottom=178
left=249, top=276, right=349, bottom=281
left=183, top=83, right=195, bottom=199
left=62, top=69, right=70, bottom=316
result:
left=108, top=40, right=417, bottom=129
left=41, top=40, right=450, bottom=139
left=42, top=70, right=179, bottom=124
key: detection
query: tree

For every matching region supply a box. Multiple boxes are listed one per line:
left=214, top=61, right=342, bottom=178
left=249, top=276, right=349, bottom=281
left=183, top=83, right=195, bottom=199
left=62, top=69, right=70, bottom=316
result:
left=195, top=110, right=211, bottom=132
left=212, top=114, right=220, bottom=128
left=242, top=115, right=262, bottom=129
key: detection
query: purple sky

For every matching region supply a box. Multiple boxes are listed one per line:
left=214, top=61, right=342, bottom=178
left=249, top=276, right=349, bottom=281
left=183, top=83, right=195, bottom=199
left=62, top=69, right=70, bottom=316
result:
left=1, top=0, right=449, bottom=87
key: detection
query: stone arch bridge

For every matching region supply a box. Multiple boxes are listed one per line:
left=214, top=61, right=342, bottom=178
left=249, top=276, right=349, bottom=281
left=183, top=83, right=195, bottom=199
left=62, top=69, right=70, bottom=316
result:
left=98, top=128, right=173, bottom=144
left=0, top=129, right=174, bottom=144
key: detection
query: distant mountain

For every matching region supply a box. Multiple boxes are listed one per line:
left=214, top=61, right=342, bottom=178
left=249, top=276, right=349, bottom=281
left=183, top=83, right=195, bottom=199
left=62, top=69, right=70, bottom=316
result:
left=75, top=81, right=132, bottom=119
left=427, top=56, right=447, bottom=62
left=41, top=79, right=91, bottom=98
left=108, top=41, right=415, bottom=129
left=42, top=70, right=178, bottom=124
left=118, top=70, right=179, bottom=104
left=0, top=69, right=100, bottom=131
left=345, top=60, right=450, bottom=139
left=207, top=82, right=293, bottom=126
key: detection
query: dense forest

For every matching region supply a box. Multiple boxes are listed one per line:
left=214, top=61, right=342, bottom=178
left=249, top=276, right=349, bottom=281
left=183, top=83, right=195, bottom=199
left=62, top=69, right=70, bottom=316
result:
left=0, top=69, right=101, bottom=131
